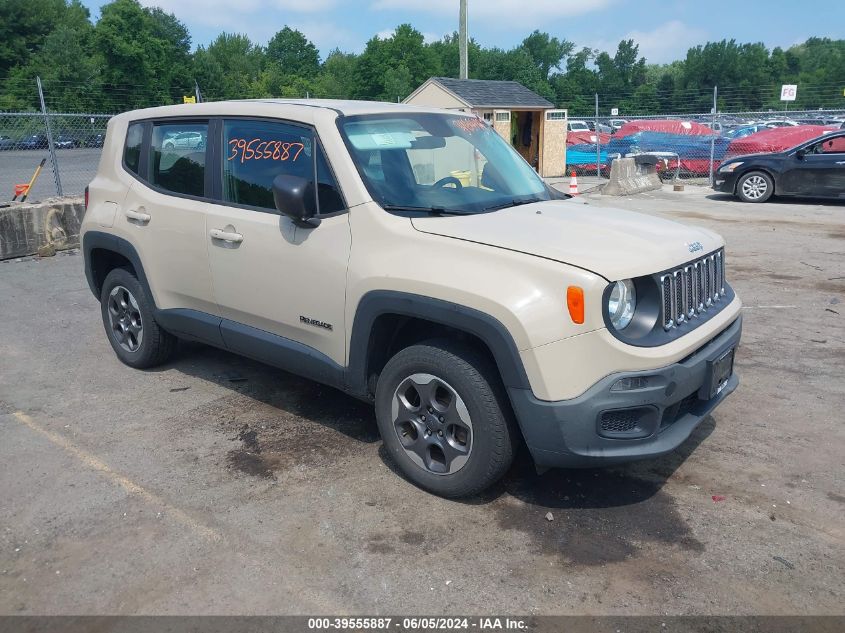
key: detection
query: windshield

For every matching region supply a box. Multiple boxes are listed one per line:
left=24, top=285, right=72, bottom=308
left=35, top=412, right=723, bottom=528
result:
left=339, top=113, right=552, bottom=214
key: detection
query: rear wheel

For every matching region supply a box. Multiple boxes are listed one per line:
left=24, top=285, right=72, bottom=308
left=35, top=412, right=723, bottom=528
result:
left=736, top=171, right=773, bottom=203
left=100, top=268, right=176, bottom=368
left=375, top=340, right=518, bottom=498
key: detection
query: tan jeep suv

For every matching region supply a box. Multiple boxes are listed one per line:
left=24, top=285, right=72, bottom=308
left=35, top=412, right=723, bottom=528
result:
left=81, top=100, right=741, bottom=497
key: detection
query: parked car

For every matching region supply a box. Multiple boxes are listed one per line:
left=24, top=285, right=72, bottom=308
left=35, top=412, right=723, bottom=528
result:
left=586, top=120, right=612, bottom=134
left=0, top=135, right=16, bottom=151
left=567, top=120, right=591, bottom=132
left=162, top=130, right=205, bottom=150
left=714, top=130, right=845, bottom=202
left=82, top=101, right=742, bottom=497
left=54, top=134, right=79, bottom=149
left=724, top=124, right=774, bottom=139
left=16, top=134, right=48, bottom=149
left=83, top=133, right=105, bottom=148
left=758, top=119, right=798, bottom=127
left=608, top=118, right=628, bottom=133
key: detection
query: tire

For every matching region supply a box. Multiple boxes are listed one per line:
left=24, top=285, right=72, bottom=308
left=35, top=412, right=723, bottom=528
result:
left=100, top=268, right=176, bottom=369
left=736, top=171, right=773, bottom=203
left=375, top=340, right=518, bottom=498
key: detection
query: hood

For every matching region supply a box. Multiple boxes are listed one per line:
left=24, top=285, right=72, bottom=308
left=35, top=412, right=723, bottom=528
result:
left=720, top=151, right=784, bottom=163
left=410, top=199, right=723, bottom=281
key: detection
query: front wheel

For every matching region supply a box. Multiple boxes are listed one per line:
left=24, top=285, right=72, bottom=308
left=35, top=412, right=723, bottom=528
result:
left=375, top=340, right=518, bottom=498
left=736, top=171, right=773, bottom=203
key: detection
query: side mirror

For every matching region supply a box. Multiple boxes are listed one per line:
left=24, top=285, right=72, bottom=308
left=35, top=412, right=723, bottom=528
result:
left=272, top=174, right=321, bottom=228
left=796, top=149, right=806, bottom=160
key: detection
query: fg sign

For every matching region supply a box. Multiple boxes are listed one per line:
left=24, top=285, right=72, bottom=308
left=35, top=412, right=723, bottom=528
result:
left=780, top=84, right=797, bottom=101
left=611, top=108, right=619, bottom=116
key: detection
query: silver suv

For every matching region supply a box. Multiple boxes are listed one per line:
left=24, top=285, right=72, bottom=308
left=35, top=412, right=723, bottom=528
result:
left=82, top=100, right=741, bottom=497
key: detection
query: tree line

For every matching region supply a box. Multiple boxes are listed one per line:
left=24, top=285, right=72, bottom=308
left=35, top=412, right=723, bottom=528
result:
left=1, top=0, right=843, bottom=115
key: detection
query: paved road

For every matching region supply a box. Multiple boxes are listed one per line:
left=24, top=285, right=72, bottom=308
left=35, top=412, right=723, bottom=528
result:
left=0, top=187, right=843, bottom=615
left=0, top=148, right=100, bottom=201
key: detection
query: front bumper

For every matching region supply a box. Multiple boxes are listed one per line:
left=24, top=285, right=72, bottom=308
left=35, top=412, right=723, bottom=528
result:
left=510, top=316, right=742, bottom=468
left=713, top=171, right=739, bottom=193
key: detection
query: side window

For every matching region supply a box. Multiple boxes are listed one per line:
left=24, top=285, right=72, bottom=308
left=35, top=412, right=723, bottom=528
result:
left=223, top=119, right=313, bottom=210
left=222, top=119, right=344, bottom=214
left=124, top=122, right=143, bottom=174
left=149, top=122, right=207, bottom=197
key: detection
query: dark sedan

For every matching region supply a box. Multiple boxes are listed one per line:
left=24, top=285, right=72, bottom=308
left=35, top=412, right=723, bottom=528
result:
left=714, top=131, right=845, bottom=202
left=16, top=134, right=49, bottom=150
left=83, top=133, right=105, bottom=148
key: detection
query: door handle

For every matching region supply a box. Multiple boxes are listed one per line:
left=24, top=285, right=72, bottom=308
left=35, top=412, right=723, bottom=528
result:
left=209, top=228, right=244, bottom=243
left=125, top=208, right=151, bottom=223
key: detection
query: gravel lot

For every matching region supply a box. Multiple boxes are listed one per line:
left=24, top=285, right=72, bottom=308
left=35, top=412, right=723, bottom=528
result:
left=0, top=185, right=843, bottom=615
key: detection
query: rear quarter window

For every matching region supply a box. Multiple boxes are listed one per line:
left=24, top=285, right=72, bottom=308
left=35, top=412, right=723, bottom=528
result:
left=149, top=122, right=208, bottom=197
left=124, top=123, right=143, bottom=174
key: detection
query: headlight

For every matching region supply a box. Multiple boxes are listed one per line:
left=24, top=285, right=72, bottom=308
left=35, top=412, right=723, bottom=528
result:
left=607, top=280, right=636, bottom=330
left=718, top=161, right=744, bottom=173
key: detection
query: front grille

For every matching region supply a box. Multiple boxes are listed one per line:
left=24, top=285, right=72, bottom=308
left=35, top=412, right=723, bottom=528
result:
left=660, top=250, right=727, bottom=330
left=600, top=410, right=640, bottom=433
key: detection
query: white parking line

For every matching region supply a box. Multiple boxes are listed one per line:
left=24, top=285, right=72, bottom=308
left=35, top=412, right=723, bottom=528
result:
left=12, top=410, right=220, bottom=542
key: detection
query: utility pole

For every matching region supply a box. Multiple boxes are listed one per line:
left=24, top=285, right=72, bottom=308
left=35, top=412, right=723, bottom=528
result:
left=459, top=0, right=468, bottom=79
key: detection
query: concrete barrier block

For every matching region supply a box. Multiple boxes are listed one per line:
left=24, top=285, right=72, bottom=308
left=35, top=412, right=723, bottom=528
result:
left=602, top=157, right=663, bottom=196
left=0, top=197, right=84, bottom=260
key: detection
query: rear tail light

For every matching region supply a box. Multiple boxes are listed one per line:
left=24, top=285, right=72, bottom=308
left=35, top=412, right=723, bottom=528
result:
left=84, top=185, right=89, bottom=211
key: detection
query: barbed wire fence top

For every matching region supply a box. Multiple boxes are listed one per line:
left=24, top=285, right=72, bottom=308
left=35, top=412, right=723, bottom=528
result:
left=1, top=77, right=843, bottom=200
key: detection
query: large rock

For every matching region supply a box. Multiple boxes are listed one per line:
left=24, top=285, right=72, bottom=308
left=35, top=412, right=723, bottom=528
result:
left=0, top=197, right=84, bottom=260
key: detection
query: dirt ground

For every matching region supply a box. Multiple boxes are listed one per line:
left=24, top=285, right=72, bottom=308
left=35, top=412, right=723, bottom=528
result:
left=0, top=185, right=842, bottom=615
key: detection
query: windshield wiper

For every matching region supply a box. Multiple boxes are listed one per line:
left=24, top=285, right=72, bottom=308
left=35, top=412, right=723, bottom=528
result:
left=381, top=204, right=476, bottom=216
left=482, top=197, right=545, bottom=212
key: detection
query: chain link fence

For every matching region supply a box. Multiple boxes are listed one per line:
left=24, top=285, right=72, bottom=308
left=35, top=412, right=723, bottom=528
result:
left=1, top=111, right=110, bottom=201
left=2, top=78, right=844, bottom=200
left=566, top=100, right=845, bottom=184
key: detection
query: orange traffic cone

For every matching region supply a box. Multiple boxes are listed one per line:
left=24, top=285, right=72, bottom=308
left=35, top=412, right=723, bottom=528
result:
left=568, top=170, right=579, bottom=195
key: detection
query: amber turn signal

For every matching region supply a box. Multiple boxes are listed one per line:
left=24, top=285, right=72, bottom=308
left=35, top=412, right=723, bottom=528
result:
left=567, top=286, right=585, bottom=324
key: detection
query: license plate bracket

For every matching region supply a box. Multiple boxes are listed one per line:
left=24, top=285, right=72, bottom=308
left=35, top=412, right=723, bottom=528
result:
left=702, top=347, right=735, bottom=400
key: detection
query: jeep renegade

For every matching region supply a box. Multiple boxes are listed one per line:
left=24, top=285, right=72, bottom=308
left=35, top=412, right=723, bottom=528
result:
left=82, top=100, right=741, bottom=497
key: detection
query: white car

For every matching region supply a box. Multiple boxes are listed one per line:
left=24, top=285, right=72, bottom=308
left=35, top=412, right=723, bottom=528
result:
left=567, top=120, right=591, bottom=132
left=162, top=131, right=205, bottom=150
left=757, top=119, right=798, bottom=128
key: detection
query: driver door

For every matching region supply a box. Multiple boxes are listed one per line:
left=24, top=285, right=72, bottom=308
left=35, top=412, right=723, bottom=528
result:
left=205, top=118, right=350, bottom=366
left=801, top=136, right=845, bottom=197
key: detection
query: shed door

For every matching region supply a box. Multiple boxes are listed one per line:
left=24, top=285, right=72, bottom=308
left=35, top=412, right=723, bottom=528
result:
left=541, top=109, right=568, bottom=178
left=492, top=110, right=511, bottom=143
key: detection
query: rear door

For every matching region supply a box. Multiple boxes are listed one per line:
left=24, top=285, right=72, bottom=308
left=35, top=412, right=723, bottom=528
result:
left=119, top=119, right=217, bottom=316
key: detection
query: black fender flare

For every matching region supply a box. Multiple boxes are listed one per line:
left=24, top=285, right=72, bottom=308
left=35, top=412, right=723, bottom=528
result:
left=82, top=231, right=153, bottom=302
left=346, top=290, right=532, bottom=396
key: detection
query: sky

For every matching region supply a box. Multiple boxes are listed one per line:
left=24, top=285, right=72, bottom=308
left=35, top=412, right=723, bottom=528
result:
left=80, top=0, right=845, bottom=65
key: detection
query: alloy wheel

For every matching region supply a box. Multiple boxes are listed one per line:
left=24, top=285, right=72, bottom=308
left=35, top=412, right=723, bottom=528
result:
left=107, top=285, right=143, bottom=352
left=741, top=175, right=768, bottom=200
left=391, top=373, right=473, bottom=475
